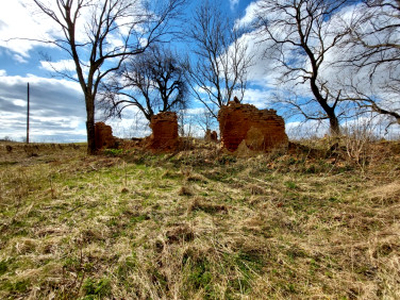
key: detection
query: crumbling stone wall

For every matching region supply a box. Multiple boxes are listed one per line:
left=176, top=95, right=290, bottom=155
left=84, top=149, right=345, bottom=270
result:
left=95, top=122, right=117, bottom=150
left=205, top=129, right=218, bottom=142
left=218, top=102, right=288, bottom=153
left=147, top=112, right=179, bottom=152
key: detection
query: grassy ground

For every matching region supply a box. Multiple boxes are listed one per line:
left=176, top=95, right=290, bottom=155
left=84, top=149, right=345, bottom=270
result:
left=0, top=139, right=399, bottom=299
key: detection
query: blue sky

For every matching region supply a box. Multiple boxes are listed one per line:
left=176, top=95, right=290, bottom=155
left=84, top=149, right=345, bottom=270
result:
left=0, top=0, right=397, bottom=142
left=0, top=0, right=263, bottom=142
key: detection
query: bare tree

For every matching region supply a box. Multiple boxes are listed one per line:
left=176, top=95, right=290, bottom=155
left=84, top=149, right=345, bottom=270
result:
left=195, top=108, right=216, bottom=134
left=341, top=0, right=400, bottom=126
left=33, top=0, right=185, bottom=154
left=99, top=45, right=188, bottom=121
left=255, top=0, right=354, bottom=135
left=186, top=1, right=252, bottom=119
left=340, top=81, right=400, bottom=127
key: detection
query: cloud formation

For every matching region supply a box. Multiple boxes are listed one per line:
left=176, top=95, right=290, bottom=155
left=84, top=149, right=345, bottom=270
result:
left=0, top=1, right=60, bottom=59
left=0, top=71, right=87, bottom=142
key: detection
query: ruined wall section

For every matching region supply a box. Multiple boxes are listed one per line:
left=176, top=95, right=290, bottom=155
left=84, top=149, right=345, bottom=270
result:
left=146, top=112, right=179, bottom=152
left=205, top=129, right=218, bottom=142
left=95, top=122, right=117, bottom=150
left=218, top=102, right=288, bottom=153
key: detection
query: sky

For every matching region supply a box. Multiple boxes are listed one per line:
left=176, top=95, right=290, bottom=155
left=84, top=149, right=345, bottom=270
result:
left=0, top=0, right=398, bottom=142
left=0, top=0, right=259, bottom=142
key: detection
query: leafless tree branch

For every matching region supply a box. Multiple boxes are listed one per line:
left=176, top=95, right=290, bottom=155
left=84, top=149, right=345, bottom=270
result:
left=32, top=0, right=186, bottom=154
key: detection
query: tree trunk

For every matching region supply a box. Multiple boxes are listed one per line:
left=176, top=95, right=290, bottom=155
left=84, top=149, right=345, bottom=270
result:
left=310, top=80, right=341, bottom=136
left=328, top=113, right=341, bottom=136
left=85, top=94, right=96, bottom=155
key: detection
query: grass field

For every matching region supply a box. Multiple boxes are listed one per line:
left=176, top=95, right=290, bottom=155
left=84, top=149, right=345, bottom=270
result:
left=0, top=139, right=399, bottom=299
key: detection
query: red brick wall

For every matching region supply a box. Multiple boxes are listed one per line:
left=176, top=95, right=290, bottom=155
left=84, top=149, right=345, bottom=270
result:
left=218, top=102, right=288, bottom=152
left=147, top=112, right=179, bottom=152
left=95, top=122, right=116, bottom=150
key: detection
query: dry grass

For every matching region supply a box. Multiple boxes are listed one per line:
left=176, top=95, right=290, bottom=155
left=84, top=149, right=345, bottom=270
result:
left=0, top=139, right=399, bottom=299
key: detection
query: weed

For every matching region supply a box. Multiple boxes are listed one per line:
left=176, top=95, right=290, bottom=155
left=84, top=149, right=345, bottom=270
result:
left=82, top=277, right=111, bottom=298
left=1, top=279, right=30, bottom=293
left=130, top=214, right=150, bottom=224
left=0, top=259, right=9, bottom=276
left=103, top=148, right=124, bottom=157
left=285, top=180, right=297, bottom=189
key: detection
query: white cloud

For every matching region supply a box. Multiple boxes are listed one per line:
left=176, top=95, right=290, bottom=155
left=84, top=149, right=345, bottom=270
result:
left=0, top=1, right=190, bottom=141
left=13, top=54, right=28, bottom=63
left=234, top=1, right=258, bottom=29
left=0, top=72, right=87, bottom=142
left=0, top=1, right=60, bottom=57
left=341, top=115, right=400, bottom=140
left=105, top=106, right=151, bottom=138
left=232, top=0, right=400, bottom=133
left=40, top=59, right=77, bottom=72
left=285, top=120, right=330, bottom=139
left=12, top=99, right=25, bottom=107
left=242, top=87, right=274, bottom=108
left=0, top=0, right=128, bottom=59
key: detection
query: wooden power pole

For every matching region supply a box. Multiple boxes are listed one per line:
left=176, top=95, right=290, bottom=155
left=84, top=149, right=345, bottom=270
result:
left=27, top=82, right=30, bottom=144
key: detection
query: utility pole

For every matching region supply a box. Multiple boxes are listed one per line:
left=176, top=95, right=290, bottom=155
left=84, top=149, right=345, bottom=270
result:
left=27, top=82, right=30, bottom=144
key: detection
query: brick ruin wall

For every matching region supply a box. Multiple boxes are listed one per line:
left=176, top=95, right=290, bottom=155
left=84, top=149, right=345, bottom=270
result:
left=218, top=102, right=288, bottom=152
left=205, top=129, right=218, bottom=142
left=146, top=111, right=179, bottom=152
left=95, top=122, right=117, bottom=150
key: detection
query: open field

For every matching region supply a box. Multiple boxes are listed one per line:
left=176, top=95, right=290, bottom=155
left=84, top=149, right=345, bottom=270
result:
left=0, top=139, right=400, bottom=299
